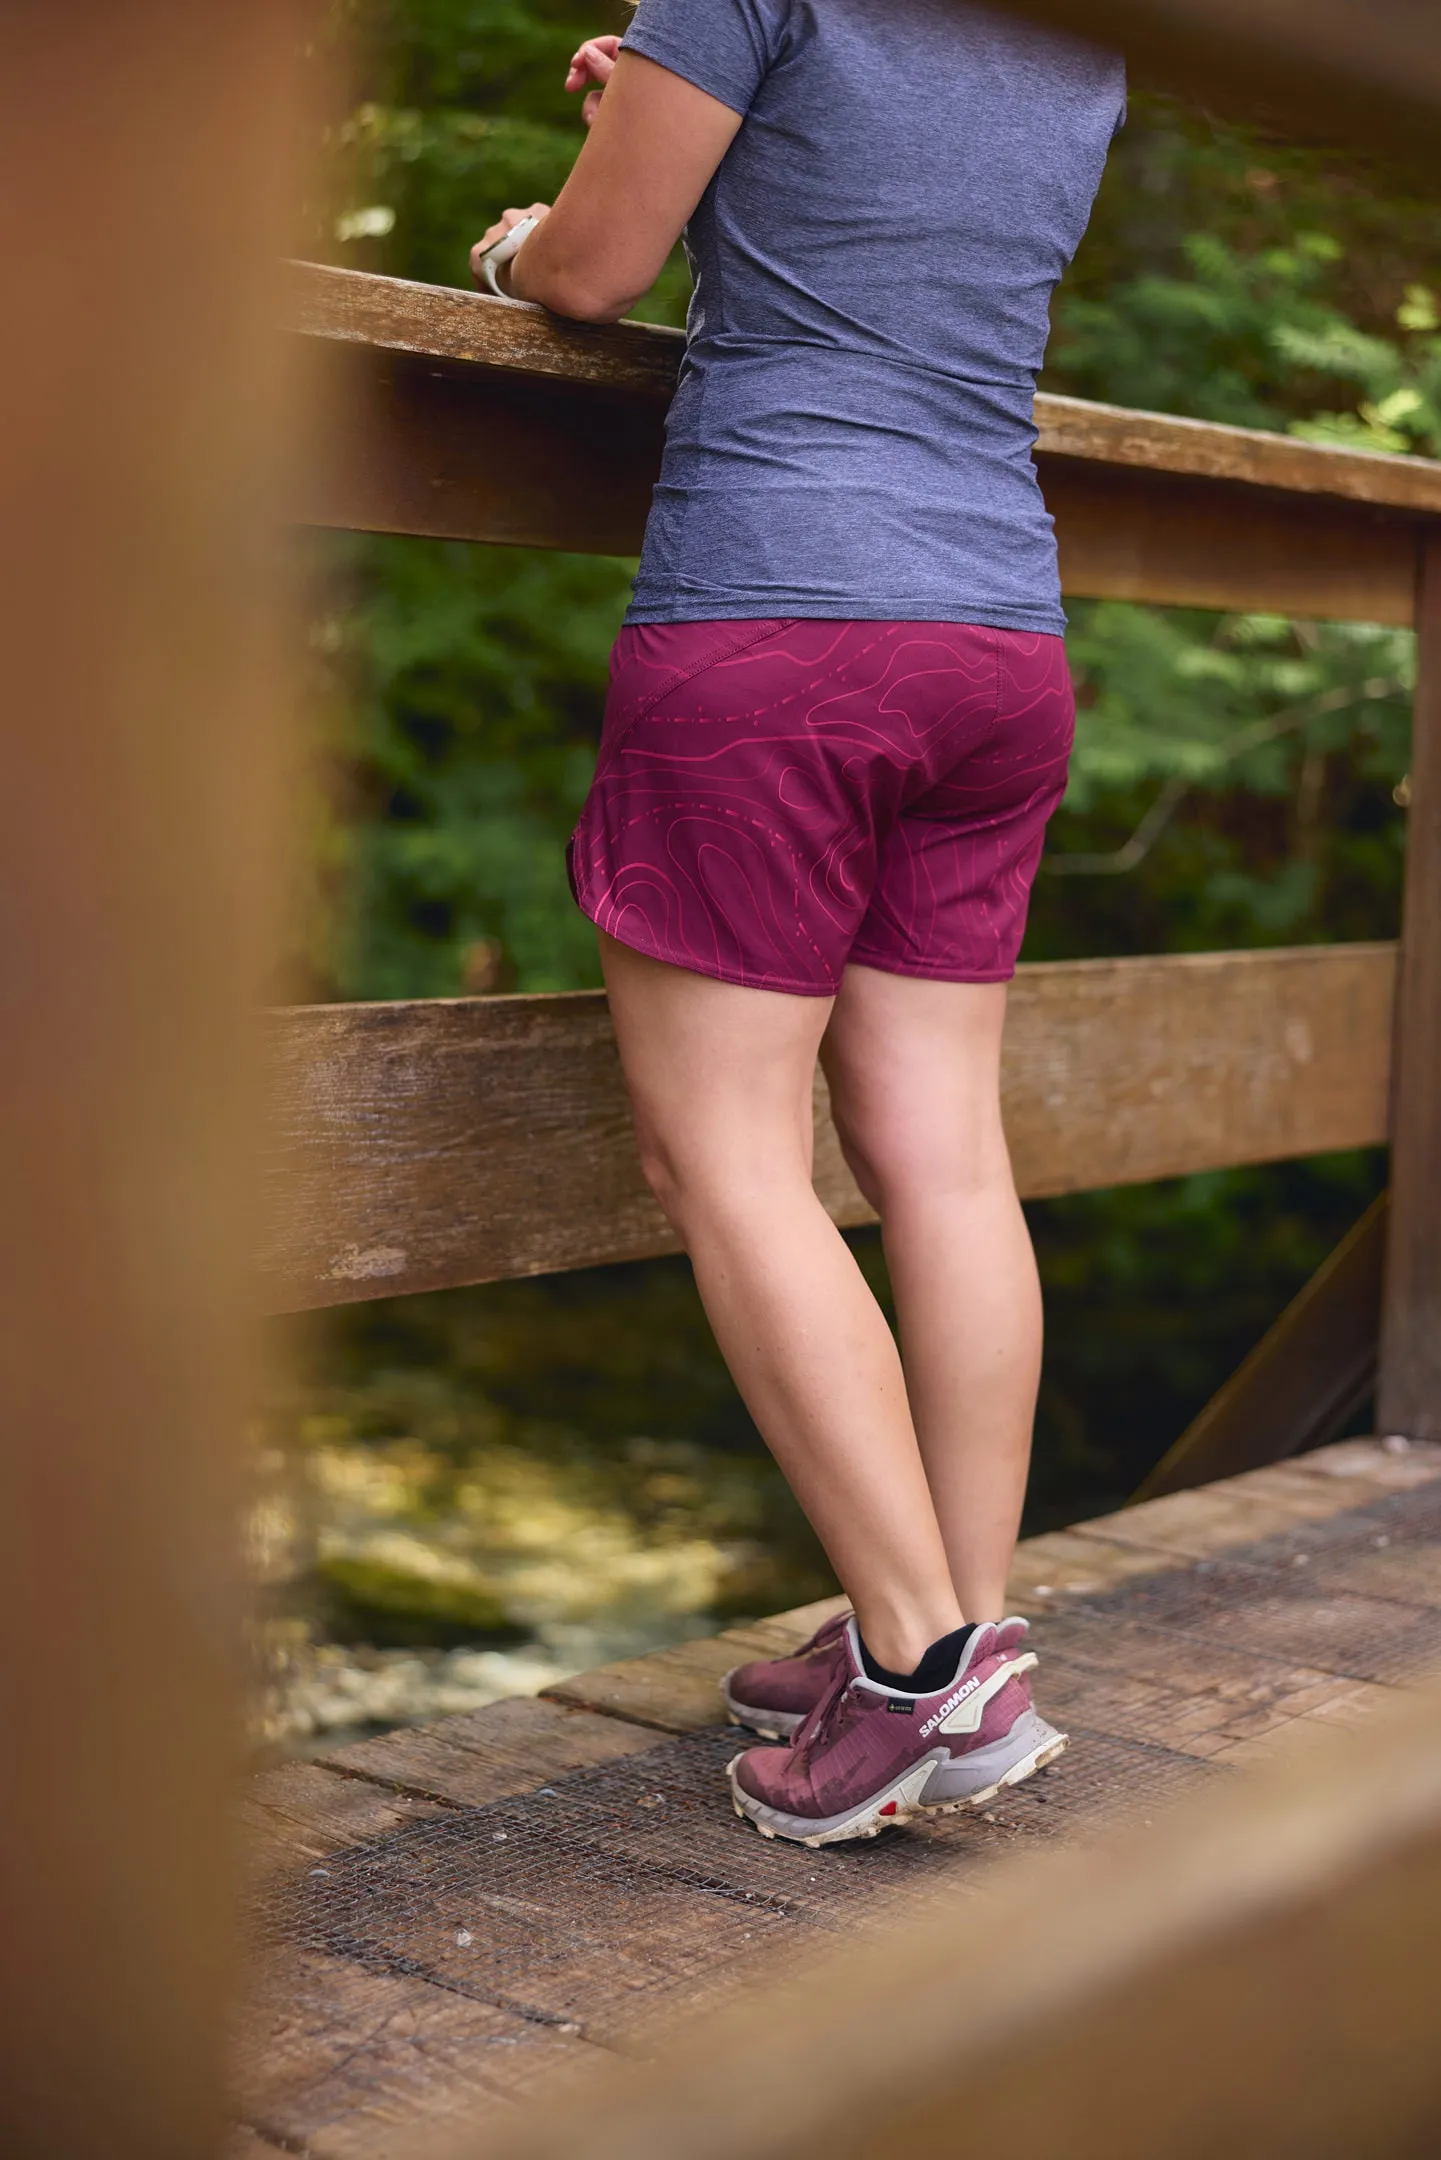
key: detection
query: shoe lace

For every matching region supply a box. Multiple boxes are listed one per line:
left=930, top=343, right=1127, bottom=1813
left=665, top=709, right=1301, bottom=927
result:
left=791, top=1661, right=865, bottom=1760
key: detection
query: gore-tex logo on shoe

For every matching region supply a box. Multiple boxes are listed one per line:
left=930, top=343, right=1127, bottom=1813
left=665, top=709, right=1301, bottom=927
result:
left=885, top=1698, right=916, bottom=1714
left=918, top=1673, right=980, bottom=1738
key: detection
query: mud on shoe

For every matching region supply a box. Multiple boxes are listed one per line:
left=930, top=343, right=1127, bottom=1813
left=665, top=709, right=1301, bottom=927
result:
left=727, top=1617, right=1066, bottom=1847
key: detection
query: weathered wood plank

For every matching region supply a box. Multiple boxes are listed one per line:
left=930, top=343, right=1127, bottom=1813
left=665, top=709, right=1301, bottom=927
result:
left=1379, top=532, right=1441, bottom=1442
left=1085, top=1470, right=1387, bottom=1565
left=1044, top=457, right=1419, bottom=626
left=1288, top=1435, right=1441, bottom=1495
left=239, top=1948, right=596, bottom=2160
left=316, top=1696, right=670, bottom=1805
left=542, top=1624, right=797, bottom=1736
left=288, top=260, right=683, bottom=401
left=262, top=942, right=1395, bottom=1310
left=990, top=944, right=1394, bottom=1195
left=1031, top=1610, right=1392, bottom=1764
left=1031, top=1645, right=1381, bottom=1764
left=243, top=1764, right=453, bottom=1885
left=302, top=346, right=662, bottom=558
left=1135, top=1196, right=1386, bottom=1500
left=1005, top=1440, right=1441, bottom=1611
left=1088, top=1562, right=1441, bottom=1688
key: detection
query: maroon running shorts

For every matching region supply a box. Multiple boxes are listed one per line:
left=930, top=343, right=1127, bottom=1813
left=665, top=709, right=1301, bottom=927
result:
left=567, top=618, right=1074, bottom=995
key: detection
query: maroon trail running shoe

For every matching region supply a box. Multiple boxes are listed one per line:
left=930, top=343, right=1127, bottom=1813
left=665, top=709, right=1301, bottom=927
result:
left=727, top=1618, right=1065, bottom=1846
left=722, top=1611, right=1034, bottom=1742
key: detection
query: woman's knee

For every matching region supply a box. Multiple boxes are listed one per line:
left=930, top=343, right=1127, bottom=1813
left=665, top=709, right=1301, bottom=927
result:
left=633, top=1114, right=813, bottom=1241
left=830, top=1089, right=1010, bottom=1216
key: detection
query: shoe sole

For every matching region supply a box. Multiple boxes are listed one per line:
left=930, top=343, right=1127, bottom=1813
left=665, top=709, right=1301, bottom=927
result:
left=727, top=1722, right=1069, bottom=1849
left=720, top=1678, right=805, bottom=1743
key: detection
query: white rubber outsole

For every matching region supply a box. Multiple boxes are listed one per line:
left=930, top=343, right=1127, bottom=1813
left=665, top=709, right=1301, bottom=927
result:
left=727, top=1727, right=1069, bottom=1849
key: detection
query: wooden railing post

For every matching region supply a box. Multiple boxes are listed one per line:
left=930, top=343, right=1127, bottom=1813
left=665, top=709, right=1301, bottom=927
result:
left=1378, top=532, right=1441, bottom=1441
left=0, top=7, right=301, bottom=2157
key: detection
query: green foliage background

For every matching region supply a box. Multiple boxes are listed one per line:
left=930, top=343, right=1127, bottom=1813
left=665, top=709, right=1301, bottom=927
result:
left=293, top=1, right=1439, bottom=1547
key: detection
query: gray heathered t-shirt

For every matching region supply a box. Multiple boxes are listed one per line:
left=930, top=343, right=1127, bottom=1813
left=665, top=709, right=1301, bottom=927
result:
left=619, top=0, right=1124, bottom=632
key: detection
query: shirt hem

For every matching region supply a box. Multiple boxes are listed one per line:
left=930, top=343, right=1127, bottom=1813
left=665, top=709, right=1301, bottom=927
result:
left=623, top=598, right=1067, bottom=636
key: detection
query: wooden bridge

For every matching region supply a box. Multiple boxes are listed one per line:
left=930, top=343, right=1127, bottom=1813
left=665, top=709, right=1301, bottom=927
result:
left=240, top=1436, right=1441, bottom=2156
left=233, top=266, right=1441, bottom=2153
left=8, top=5, right=1441, bottom=2158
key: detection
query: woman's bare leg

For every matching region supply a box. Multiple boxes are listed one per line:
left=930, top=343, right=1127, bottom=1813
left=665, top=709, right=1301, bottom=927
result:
left=821, top=965, right=1041, bottom=1620
left=598, top=931, right=962, bottom=1671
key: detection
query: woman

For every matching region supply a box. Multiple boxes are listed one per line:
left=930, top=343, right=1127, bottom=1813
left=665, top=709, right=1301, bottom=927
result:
left=473, top=0, right=1125, bottom=1848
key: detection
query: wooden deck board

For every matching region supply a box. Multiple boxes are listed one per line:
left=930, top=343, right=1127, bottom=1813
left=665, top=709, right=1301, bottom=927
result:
left=312, top=1696, right=669, bottom=1808
left=243, top=1764, right=455, bottom=1886
left=236, top=1947, right=598, bottom=2159
left=238, top=1439, right=1441, bottom=2147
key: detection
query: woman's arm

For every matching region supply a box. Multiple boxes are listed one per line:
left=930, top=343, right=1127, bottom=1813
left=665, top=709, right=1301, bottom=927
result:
left=471, top=50, right=742, bottom=324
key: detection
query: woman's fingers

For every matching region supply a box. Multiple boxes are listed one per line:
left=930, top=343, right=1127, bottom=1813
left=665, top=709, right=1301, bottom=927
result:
left=565, top=34, right=621, bottom=107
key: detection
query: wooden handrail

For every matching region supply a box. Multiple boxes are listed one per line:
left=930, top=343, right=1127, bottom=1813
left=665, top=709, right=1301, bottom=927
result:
left=262, top=942, right=1394, bottom=1311
left=288, top=260, right=684, bottom=401
left=290, top=262, right=1441, bottom=520
left=287, top=263, right=1438, bottom=625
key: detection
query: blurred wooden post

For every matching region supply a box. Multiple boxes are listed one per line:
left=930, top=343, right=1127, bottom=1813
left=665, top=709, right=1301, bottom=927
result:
left=0, top=7, right=300, bottom=2157
left=1378, top=534, right=1441, bottom=1441
left=985, top=2, right=1441, bottom=171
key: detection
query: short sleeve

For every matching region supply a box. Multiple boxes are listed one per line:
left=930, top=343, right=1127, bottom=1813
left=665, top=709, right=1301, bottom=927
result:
left=621, top=0, right=787, bottom=119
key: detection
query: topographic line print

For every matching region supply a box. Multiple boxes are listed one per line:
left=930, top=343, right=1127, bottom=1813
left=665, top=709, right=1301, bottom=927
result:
left=568, top=619, right=1075, bottom=994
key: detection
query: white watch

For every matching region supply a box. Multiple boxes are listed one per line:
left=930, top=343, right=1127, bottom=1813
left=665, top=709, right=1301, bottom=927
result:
left=475, top=214, right=541, bottom=297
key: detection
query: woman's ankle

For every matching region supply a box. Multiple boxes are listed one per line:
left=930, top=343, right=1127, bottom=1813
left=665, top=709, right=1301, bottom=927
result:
left=854, top=1596, right=965, bottom=1676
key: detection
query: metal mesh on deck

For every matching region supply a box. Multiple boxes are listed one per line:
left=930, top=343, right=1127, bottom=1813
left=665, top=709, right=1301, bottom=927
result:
left=251, top=1704, right=1218, bottom=2051
left=247, top=1479, right=1441, bottom=2071
left=1072, top=1485, right=1441, bottom=1686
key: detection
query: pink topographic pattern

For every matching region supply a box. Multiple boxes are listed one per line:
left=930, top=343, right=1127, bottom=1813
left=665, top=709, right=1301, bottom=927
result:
left=568, top=618, right=1074, bottom=994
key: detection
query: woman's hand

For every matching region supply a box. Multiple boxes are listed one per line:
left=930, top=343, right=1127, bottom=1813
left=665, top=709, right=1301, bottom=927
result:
left=471, top=53, right=740, bottom=322
left=565, top=35, right=621, bottom=127
left=469, top=202, right=550, bottom=293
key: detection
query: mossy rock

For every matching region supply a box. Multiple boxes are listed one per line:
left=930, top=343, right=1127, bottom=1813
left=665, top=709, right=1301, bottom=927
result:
left=317, top=1555, right=524, bottom=1647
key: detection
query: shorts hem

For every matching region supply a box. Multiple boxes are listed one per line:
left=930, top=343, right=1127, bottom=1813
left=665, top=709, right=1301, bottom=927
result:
left=576, top=885, right=838, bottom=998
left=845, top=950, right=1017, bottom=985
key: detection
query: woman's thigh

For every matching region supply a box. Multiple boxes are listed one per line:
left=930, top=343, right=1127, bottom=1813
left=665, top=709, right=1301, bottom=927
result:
left=598, top=931, right=833, bottom=1214
left=821, top=964, right=1012, bottom=1206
